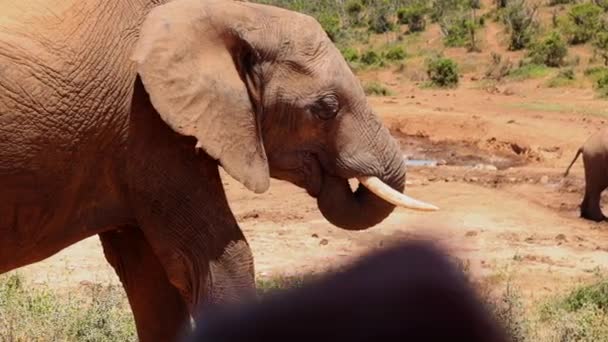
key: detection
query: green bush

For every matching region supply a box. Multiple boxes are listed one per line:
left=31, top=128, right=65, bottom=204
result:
left=593, top=31, right=608, bottom=66
left=549, top=0, right=576, bottom=5
left=547, top=68, right=576, bottom=87
left=426, top=56, right=459, bottom=87
left=384, top=45, right=407, bottom=61
left=363, top=82, right=393, bottom=96
left=360, top=50, right=385, bottom=66
left=345, top=0, right=364, bottom=15
left=318, top=13, right=341, bottom=42
left=368, top=8, right=394, bottom=34
left=440, top=12, right=479, bottom=50
left=397, top=3, right=428, bottom=32
left=561, top=3, right=603, bottom=45
left=503, top=0, right=538, bottom=50
left=594, top=0, right=608, bottom=11
left=596, top=73, right=608, bottom=98
left=528, top=31, right=568, bottom=67
left=341, top=47, right=360, bottom=63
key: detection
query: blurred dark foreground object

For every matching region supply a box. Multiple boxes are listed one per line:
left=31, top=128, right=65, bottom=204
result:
left=183, top=241, right=508, bottom=342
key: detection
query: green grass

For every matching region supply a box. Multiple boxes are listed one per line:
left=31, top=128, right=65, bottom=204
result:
left=507, top=63, right=551, bottom=81
left=533, top=276, right=608, bottom=341
left=545, top=68, right=576, bottom=88
left=504, top=101, right=608, bottom=116
left=4, top=270, right=608, bottom=341
left=363, top=82, right=394, bottom=96
left=0, top=273, right=136, bottom=342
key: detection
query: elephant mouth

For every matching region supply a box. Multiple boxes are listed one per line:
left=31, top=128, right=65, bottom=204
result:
left=270, top=152, right=438, bottom=212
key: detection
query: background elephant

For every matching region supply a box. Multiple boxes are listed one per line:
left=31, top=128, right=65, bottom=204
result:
left=0, top=0, right=436, bottom=340
left=564, top=127, right=608, bottom=222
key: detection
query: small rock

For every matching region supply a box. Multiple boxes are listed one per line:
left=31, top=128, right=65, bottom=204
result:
left=473, top=163, right=497, bottom=171
left=465, top=230, right=478, bottom=237
left=540, top=175, right=549, bottom=184
left=311, top=233, right=319, bottom=238
left=555, top=234, right=567, bottom=242
left=507, top=119, right=516, bottom=124
left=319, top=239, right=329, bottom=246
left=508, top=177, right=518, bottom=183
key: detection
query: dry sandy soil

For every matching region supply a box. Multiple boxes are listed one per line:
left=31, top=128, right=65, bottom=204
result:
left=10, top=72, right=608, bottom=307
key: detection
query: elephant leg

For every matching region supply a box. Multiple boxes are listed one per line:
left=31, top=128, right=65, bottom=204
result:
left=580, top=156, right=606, bottom=222
left=99, top=226, right=190, bottom=342
left=127, top=91, right=256, bottom=318
left=140, top=220, right=257, bottom=318
left=580, top=191, right=604, bottom=222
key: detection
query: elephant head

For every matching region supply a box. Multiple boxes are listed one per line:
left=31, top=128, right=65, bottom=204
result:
left=131, top=0, right=437, bottom=230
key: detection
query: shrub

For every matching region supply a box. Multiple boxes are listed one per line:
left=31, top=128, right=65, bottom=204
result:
left=594, top=0, right=608, bottom=11
left=484, top=53, right=514, bottom=80
left=345, top=0, right=364, bottom=15
left=341, top=47, right=360, bottom=63
left=528, top=31, right=568, bottom=67
left=426, top=56, right=459, bottom=87
left=360, top=50, right=384, bottom=67
left=547, top=68, right=576, bottom=87
left=549, top=0, right=576, bottom=5
left=397, top=3, right=428, bottom=32
left=561, top=3, right=603, bottom=45
left=363, top=82, right=393, bottom=96
left=593, top=31, right=608, bottom=66
left=440, top=11, right=480, bottom=50
left=369, top=8, right=394, bottom=34
left=502, top=0, right=539, bottom=50
left=318, top=13, right=341, bottom=42
left=596, top=73, right=608, bottom=98
left=384, top=46, right=407, bottom=61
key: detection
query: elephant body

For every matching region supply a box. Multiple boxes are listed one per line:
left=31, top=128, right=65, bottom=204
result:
left=1, top=0, right=435, bottom=340
left=564, top=127, right=608, bottom=221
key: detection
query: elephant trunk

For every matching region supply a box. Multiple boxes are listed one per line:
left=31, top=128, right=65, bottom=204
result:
left=317, top=116, right=436, bottom=231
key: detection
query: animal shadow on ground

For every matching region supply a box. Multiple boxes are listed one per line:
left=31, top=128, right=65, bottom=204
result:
left=183, top=240, right=508, bottom=342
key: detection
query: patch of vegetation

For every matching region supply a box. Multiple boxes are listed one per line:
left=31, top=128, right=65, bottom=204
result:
left=596, top=72, right=608, bottom=98
left=502, top=0, right=539, bottom=50
left=528, top=31, right=568, bottom=67
left=426, top=56, right=460, bottom=88
left=549, top=0, right=577, bottom=5
left=0, top=273, right=136, bottom=341
left=560, top=3, right=603, bottom=45
left=593, top=31, right=608, bottom=66
left=363, top=82, right=394, bottom=96
left=584, top=66, right=608, bottom=79
left=508, top=63, right=550, bottom=81
left=397, top=2, right=429, bottom=32
left=594, top=0, right=608, bottom=11
left=484, top=53, right=514, bottom=81
left=546, top=68, right=576, bottom=87
left=441, top=14, right=483, bottom=51
left=383, top=45, right=407, bottom=61
left=486, top=283, right=530, bottom=342
left=537, top=277, right=608, bottom=341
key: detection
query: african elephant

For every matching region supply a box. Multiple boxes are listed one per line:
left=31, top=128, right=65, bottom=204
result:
left=564, top=127, right=608, bottom=222
left=0, top=0, right=437, bottom=340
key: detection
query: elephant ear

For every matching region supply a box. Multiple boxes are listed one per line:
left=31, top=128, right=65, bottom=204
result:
left=130, top=0, right=270, bottom=194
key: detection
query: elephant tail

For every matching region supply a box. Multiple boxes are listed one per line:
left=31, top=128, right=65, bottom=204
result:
left=564, top=147, right=583, bottom=177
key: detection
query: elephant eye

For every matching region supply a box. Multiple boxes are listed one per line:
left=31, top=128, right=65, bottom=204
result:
left=310, top=95, right=339, bottom=121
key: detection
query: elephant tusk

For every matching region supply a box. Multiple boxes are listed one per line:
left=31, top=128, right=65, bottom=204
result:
left=357, top=176, right=439, bottom=212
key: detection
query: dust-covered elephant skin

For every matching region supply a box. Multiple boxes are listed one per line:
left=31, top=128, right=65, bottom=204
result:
left=564, top=127, right=608, bottom=222
left=0, top=0, right=434, bottom=340
left=184, top=240, right=508, bottom=342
